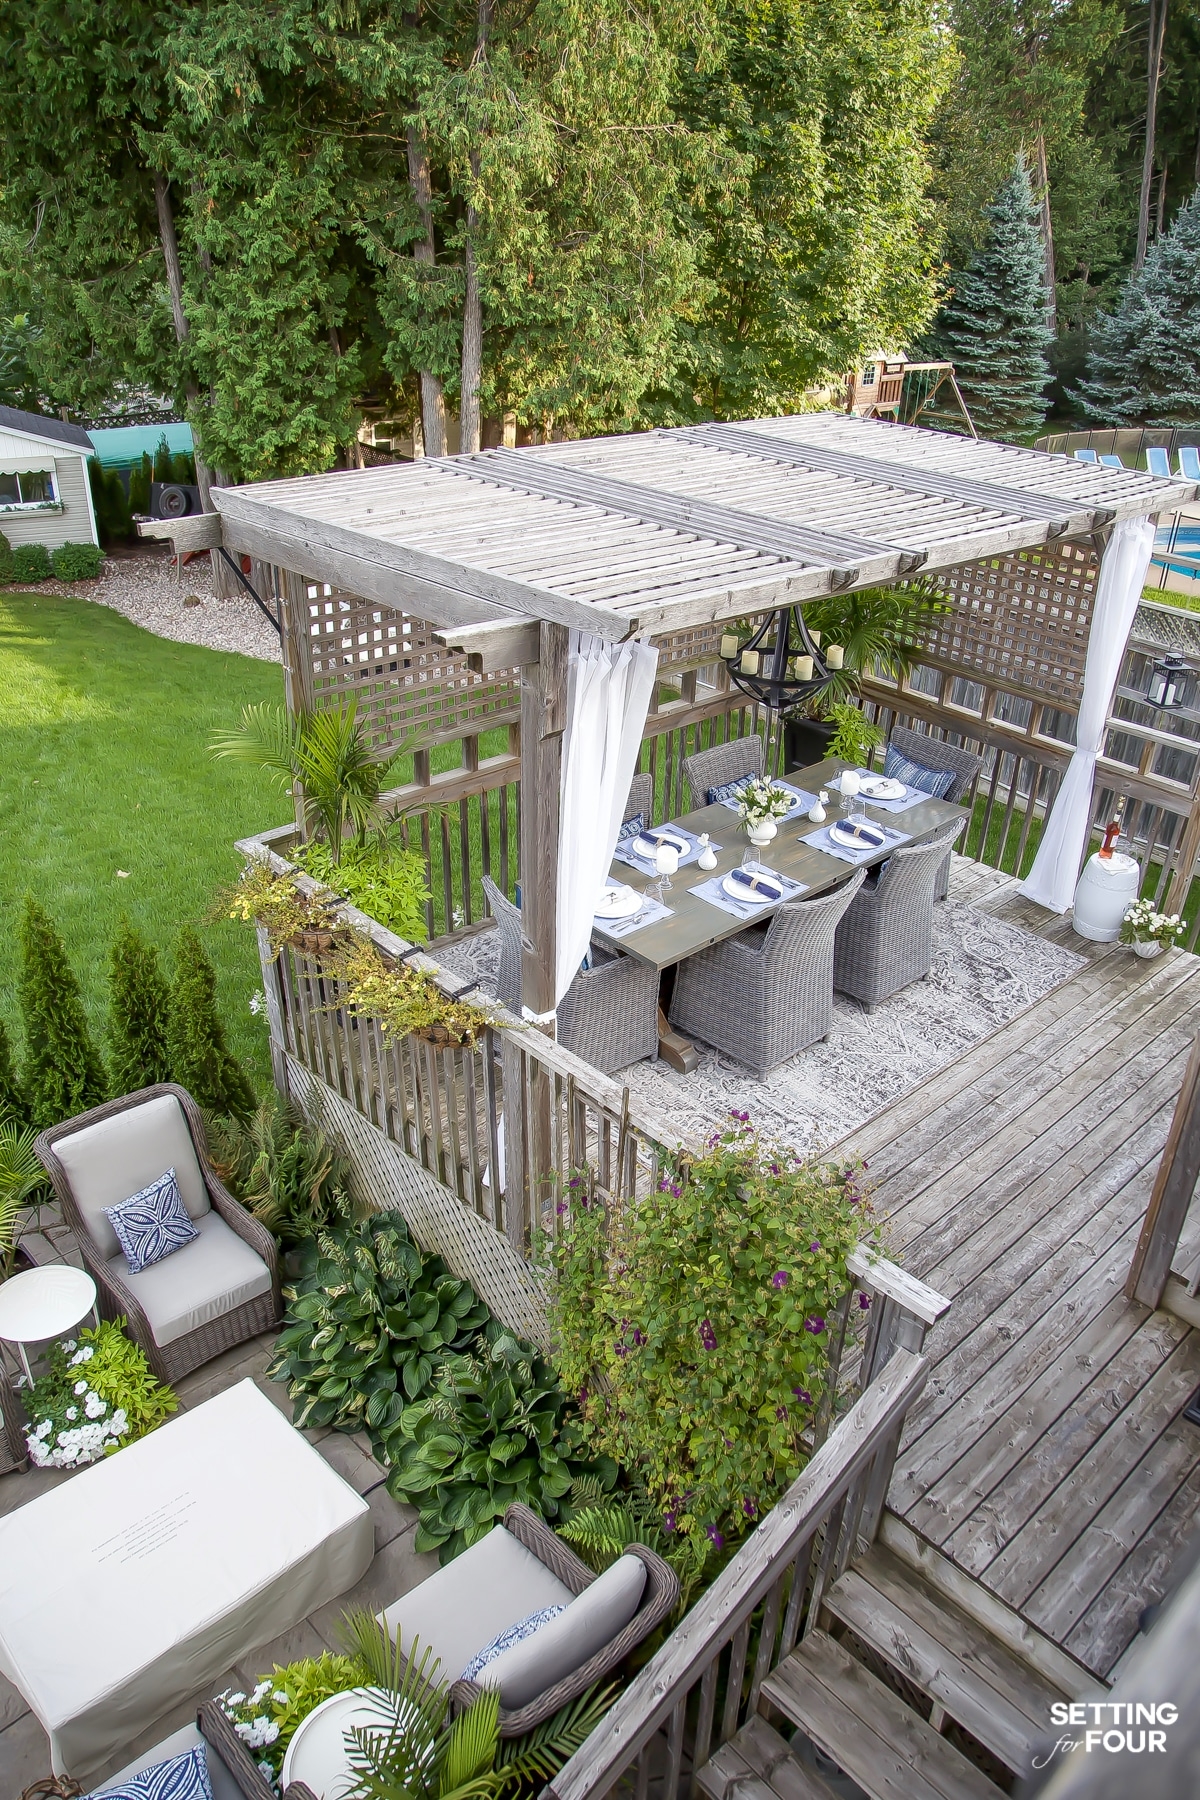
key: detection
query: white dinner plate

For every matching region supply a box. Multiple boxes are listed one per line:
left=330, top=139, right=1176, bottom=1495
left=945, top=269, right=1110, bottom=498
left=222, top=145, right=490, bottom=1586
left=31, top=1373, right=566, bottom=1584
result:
left=632, top=828, right=689, bottom=860
left=857, top=775, right=907, bottom=801
left=721, top=871, right=783, bottom=904
left=829, top=818, right=888, bottom=850
left=594, top=883, right=644, bottom=920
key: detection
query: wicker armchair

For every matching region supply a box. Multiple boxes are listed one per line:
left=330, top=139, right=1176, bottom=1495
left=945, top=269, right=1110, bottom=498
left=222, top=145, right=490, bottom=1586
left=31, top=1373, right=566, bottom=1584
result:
left=379, top=1501, right=679, bottom=1738
left=888, top=726, right=984, bottom=900
left=669, top=873, right=866, bottom=1073
left=35, top=1085, right=281, bottom=1387
left=92, top=1705, right=275, bottom=1800
left=681, top=735, right=764, bottom=812
left=0, top=1364, right=28, bottom=1473
left=833, top=818, right=967, bottom=1008
left=481, top=876, right=659, bottom=1073
left=625, top=770, right=653, bottom=826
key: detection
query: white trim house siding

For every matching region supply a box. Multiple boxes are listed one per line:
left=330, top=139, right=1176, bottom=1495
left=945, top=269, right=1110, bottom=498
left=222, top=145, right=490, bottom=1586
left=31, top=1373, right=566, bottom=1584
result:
left=0, top=425, right=99, bottom=549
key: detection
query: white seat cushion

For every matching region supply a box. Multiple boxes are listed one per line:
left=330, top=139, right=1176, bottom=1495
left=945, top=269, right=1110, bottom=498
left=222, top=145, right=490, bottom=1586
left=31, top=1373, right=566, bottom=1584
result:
left=55, top=1095, right=211, bottom=1261
left=381, top=1524, right=574, bottom=1687
left=479, top=1553, right=646, bottom=1710
left=107, top=1211, right=271, bottom=1347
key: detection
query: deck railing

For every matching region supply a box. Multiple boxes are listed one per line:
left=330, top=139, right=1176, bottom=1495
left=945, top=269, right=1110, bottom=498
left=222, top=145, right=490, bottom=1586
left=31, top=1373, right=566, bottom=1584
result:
left=542, top=1348, right=931, bottom=1800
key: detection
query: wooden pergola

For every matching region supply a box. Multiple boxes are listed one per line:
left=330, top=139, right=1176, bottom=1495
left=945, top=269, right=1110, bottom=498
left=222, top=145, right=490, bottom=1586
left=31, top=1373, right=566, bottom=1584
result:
left=159, top=413, right=1197, bottom=1020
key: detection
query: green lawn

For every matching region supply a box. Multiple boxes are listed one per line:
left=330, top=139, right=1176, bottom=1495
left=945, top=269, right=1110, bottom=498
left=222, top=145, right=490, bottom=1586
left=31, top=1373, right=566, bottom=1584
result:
left=0, top=591, right=284, bottom=1092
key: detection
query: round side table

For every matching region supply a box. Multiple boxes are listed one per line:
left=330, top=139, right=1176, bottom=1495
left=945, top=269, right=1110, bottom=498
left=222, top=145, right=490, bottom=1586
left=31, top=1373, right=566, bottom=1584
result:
left=0, top=1266, right=99, bottom=1384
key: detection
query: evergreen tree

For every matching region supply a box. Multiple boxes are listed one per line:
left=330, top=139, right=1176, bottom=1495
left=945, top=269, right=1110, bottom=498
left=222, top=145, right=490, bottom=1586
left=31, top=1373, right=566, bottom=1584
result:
left=1075, top=196, right=1200, bottom=427
left=168, top=928, right=256, bottom=1120
left=926, top=157, right=1052, bottom=440
left=0, top=1017, right=27, bottom=1124
left=18, top=898, right=107, bottom=1129
left=108, top=920, right=173, bottom=1095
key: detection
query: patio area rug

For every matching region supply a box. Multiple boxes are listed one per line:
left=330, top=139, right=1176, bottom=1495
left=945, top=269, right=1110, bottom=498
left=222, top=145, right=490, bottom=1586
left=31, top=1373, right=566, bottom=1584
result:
left=436, top=895, right=1085, bottom=1157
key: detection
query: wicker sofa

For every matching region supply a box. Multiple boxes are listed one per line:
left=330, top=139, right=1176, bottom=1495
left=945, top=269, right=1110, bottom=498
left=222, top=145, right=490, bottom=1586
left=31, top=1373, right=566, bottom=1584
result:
left=34, top=1085, right=281, bottom=1386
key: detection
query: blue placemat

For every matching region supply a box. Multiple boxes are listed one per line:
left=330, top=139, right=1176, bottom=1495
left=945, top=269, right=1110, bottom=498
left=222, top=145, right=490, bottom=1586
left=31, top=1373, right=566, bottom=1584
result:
left=801, top=819, right=912, bottom=866
left=593, top=894, right=674, bottom=938
left=835, top=770, right=929, bottom=815
left=713, top=779, right=818, bottom=818
left=613, top=823, right=708, bottom=874
left=691, top=867, right=808, bottom=919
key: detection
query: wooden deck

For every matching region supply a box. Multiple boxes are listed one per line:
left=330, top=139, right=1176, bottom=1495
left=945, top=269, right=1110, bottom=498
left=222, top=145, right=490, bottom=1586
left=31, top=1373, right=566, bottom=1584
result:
left=836, top=862, right=1200, bottom=1685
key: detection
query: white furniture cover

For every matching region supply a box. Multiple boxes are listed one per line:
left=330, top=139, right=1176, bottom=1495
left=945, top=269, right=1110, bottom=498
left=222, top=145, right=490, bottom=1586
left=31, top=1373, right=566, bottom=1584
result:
left=0, top=1379, right=372, bottom=1778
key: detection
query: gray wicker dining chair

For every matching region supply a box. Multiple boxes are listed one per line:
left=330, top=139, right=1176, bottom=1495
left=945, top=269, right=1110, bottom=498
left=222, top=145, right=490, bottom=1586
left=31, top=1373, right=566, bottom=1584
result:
left=888, top=725, right=984, bottom=900
left=681, top=734, right=765, bottom=811
left=34, top=1084, right=281, bottom=1386
left=481, top=875, right=659, bottom=1073
left=625, top=770, right=653, bottom=827
left=833, top=818, right=967, bottom=1008
left=669, top=871, right=866, bottom=1074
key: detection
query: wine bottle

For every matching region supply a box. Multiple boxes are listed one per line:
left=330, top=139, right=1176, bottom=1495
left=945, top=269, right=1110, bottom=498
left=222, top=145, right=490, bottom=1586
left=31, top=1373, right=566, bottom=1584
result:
left=1098, top=814, right=1122, bottom=859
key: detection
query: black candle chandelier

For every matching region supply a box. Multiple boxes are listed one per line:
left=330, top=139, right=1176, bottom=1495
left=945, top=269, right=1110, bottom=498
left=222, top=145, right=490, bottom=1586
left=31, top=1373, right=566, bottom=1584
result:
left=721, top=604, right=840, bottom=713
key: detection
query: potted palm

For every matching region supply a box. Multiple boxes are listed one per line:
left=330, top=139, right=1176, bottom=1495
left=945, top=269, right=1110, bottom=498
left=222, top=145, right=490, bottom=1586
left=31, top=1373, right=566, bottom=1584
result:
left=0, top=1121, right=47, bottom=1281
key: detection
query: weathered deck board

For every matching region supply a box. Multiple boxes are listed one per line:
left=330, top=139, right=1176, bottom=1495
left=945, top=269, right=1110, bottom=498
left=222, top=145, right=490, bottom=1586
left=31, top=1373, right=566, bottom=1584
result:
left=834, top=890, right=1200, bottom=1681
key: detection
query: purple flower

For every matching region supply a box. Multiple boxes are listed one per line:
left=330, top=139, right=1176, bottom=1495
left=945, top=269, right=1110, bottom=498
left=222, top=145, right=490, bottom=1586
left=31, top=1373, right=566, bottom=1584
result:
left=772, top=1270, right=789, bottom=1289
left=775, top=1405, right=788, bottom=1420
left=804, top=1315, right=826, bottom=1334
left=707, top=1526, right=725, bottom=1549
left=769, top=1162, right=781, bottom=1175
left=567, top=1175, right=581, bottom=1189
left=809, top=1240, right=821, bottom=1252
left=556, top=1201, right=567, bottom=1215
left=729, top=1109, right=750, bottom=1123
left=579, top=1387, right=588, bottom=1406
left=858, top=1292, right=871, bottom=1311
left=632, top=1328, right=647, bottom=1347
left=742, top=1497, right=758, bottom=1518
left=793, top=1387, right=812, bottom=1403
left=699, top=1319, right=718, bottom=1351
left=614, top=1343, right=628, bottom=1357
left=663, top=1512, right=677, bottom=1533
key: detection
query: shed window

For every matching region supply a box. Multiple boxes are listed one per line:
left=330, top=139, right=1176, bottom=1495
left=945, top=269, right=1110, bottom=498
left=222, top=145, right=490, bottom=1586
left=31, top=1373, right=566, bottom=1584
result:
left=0, top=469, right=57, bottom=508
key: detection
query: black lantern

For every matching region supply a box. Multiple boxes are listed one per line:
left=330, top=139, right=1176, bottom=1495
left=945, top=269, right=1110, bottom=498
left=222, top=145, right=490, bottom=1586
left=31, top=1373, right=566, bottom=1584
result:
left=720, top=605, right=840, bottom=713
left=1147, top=654, right=1187, bottom=709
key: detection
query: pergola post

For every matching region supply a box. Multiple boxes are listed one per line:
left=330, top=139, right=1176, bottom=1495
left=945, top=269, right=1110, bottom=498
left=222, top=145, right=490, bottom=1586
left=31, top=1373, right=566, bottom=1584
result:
left=519, top=623, right=569, bottom=1023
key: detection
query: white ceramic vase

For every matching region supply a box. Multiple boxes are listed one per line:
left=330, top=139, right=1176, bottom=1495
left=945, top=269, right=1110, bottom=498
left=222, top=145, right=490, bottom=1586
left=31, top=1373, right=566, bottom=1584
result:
left=1133, top=938, right=1163, bottom=959
left=746, top=818, right=778, bottom=847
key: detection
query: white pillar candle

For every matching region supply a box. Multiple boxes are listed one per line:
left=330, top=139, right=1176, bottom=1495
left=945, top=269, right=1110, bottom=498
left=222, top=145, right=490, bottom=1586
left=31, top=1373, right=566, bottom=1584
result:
left=741, top=649, right=759, bottom=675
left=720, top=633, right=738, bottom=659
left=825, top=643, right=845, bottom=670
left=795, top=654, right=814, bottom=681
left=809, top=630, right=821, bottom=646
left=655, top=844, right=680, bottom=875
left=840, top=769, right=861, bottom=798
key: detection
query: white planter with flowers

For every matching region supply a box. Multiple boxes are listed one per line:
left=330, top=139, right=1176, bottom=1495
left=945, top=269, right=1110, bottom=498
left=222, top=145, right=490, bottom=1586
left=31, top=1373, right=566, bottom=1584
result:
left=736, top=778, right=793, bottom=847
left=1119, top=897, right=1184, bottom=959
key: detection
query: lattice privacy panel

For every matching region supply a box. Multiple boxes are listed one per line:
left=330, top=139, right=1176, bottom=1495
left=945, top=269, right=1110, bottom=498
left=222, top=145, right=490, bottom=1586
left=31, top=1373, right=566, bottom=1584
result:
left=921, top=541, right=1099, bottom=703
left=300, top=581, right=521, bottom=751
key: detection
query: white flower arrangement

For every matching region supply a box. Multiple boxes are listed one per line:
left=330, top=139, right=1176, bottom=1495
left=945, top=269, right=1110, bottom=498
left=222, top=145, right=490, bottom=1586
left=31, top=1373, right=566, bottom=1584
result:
left=21, top=1321, right=173, bottom=1468
left=1120, top=898, right=1184, bottom=947
left=735, top=777, right=794, bottom=828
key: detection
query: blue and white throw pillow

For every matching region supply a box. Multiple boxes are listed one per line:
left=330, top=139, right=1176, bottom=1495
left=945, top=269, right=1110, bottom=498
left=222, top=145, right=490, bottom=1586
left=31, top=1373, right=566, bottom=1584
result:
left=460, top=1606, right=566, bottom=1683
left=104, top=1168, right=199, bottom=1274
left=87, top=1743, right=214, bottom=1800
left=707, top=775, right=752, bottom=806
left=617, top=811, right=645, bottom=844
left=883, top=744, right=956, bottom=800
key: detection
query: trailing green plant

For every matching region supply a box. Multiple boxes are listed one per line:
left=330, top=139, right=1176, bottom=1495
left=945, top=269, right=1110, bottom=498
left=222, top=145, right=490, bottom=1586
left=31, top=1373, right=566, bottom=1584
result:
left=335, top=932, right=493, bottom=1048
left=209, top=699, right=425, bottom=866
left=108, top=918, right=173, bottom=1093
left=547, top=1117, right=875, bottom=1549
left=824, top=703, right=884, bottom=771
left=218, top=859, right=344, bottom=955
left=376, top=1320, right=609, bottom=1562
left=167, top=926, right=256, bottom=1120
left=11, top=542, right=51, bottom=582
left=338, top=1607, right=616, bottom=1799
left=207, top=1095, right=365, bottom=1248
left=0, top=1015, right=27, bottom=1124
left=268, top=1211, right=491, bottom=1433
left=50, top=540, right=103, bottom=581
left=215, top=1652, right=366, bottom=1781
left=18, top=896, right=107, bottom=1128
left=295, top=832, right=431, bottom=943
left=0, top=1119, right=46, bottom=1280
left=22, top=1318, right=176, bottom=1468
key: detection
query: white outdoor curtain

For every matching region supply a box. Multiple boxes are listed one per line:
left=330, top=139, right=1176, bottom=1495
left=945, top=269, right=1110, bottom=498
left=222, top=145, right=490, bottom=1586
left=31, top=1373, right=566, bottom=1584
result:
left=1019, top=515, right=1156, bottom=913
left=554, top=631, right=660, bottom=1007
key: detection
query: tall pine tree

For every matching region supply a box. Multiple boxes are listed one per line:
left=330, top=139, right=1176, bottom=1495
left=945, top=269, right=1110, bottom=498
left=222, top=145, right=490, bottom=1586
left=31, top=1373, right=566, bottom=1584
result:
left=108, top=920, right=173, bottom=1095
left=927, top=157, right=1052, bottom=440
left=168, top=928, right=256, bottom=1121
left=18, top=899, right=107, bottom=1129
left=0, top=1017, right=27, bottom=1125
left=1075, top=196, right=1200, bottom=427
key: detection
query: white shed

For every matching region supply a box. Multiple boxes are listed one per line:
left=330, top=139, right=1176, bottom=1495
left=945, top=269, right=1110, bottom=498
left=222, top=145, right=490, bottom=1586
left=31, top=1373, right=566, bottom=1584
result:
left=0, top=405, right=98, bottom=549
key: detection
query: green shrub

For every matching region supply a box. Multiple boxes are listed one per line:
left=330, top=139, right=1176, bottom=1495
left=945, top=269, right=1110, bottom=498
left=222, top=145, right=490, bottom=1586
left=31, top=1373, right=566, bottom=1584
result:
left=87, top=459, right=133, bottom=545
left=294, top=835, right=431, bottom=942
left=169, top=449, right=196, bottom=484
left=128, top=453, right=152, bottom=517
left=153, top=434, right=173, bottom=481
left=167, top=926, right=256, bottom=1119
left=50, top=541, right=103, bottom=582
left=268, top=1211, right=490, bottom=1431
left=18, top=897, right=107, bottom=1127
left=23, top=1318, right=176, bottom=1467
left=11, top=542, right=51, bottom=582
left=0, top=1017, right=26, bottom=1124
left=207, top=1096, right=365, bottom=1247
left=108, top=919, right=173, bottom=1093
left=548, top=1117, right=874, bottom=1549
left=0, top=529, right=12, bottom=582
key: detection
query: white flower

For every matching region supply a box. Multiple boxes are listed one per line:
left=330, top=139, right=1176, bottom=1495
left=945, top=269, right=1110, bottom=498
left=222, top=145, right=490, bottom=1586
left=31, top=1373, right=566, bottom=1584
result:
left=70, top=1345, right=94, bottom=1365
left=249, top=989, right=266, bottom=1015
left=226, top=1693, right=247, bottom=1708
left=74, top=1380, right=88, bottom=1396
left=252, top=1679, right=272, bottom=1702
left=85, top=1392, right=106, bottom=1418
left=273, top=1690, right=289, bottom=1706
left=65, top=1407, right=78, bottom=1422
left=33, top=1418, right=52, bottom=1438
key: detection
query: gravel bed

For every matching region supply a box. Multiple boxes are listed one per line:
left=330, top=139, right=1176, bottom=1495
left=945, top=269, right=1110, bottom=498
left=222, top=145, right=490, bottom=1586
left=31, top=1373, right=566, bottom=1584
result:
left=29, top=545, right=281, bottom=662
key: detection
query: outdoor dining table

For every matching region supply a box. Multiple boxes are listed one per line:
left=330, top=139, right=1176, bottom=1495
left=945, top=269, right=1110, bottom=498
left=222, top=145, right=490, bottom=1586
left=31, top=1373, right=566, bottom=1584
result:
left=592, top=756, right=971, bottom=976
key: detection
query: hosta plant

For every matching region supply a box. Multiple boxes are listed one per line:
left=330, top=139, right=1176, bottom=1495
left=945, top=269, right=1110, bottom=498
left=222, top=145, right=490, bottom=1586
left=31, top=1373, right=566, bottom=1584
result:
left=375, top=1321, right=610, bottom=1561
left=268, top=1212, right=490, bottom=1433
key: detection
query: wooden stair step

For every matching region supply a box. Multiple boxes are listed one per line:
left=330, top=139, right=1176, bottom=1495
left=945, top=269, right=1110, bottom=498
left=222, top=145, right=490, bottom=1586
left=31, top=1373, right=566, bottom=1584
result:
left=762, top=1631, right=1005, bottom=1800
left=696, top=1716, right=840, bottom=1800
left=823, top=1547, right=1068, bottom=1776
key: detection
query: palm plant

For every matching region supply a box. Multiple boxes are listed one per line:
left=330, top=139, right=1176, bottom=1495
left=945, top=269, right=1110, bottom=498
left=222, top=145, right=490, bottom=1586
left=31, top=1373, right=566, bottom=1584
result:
left=0, top=1120, right=47, bottom=1280
left=800, top=579, right=946, bottom=707
left=209, top=701, right=423, bottom=864
left=338, top=1609, right=614, bottom=1800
